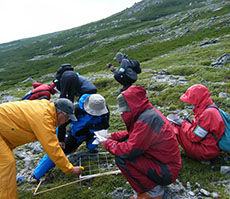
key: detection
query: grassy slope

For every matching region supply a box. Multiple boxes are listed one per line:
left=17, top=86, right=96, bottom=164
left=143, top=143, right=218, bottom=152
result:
left=0, top=0, right=230, bottom=198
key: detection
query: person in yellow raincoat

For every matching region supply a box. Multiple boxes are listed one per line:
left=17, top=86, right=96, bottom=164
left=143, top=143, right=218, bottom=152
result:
left=0, top=98, right=83, bottom=199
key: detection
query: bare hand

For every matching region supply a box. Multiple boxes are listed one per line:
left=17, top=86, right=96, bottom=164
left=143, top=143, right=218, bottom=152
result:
left=72, top=166, right=83, bottom=176
left=99, top=140, right=106, bottom=148
left=110, top=66, right=114, bottom=71
left=59, top=142, right=65, bottom=149
left=106, top=134, right=112, bottom=139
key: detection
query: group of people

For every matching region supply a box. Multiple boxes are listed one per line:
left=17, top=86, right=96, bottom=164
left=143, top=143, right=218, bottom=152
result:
left=0, top=52, right=226, bottom=199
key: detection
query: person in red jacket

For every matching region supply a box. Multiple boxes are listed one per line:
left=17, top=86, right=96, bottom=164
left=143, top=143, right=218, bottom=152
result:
left=167, top=84, right=225, bottom=161
left=22, top=82, right=56, bottom=100
left=100, top=86, right=181, bottom=199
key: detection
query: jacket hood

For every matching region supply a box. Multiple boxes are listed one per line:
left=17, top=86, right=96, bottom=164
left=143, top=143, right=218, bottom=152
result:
left=78, top=94, right=91, bottom=111
left=49, top=83, right=57, bottom=95
left=180, top=84, right=214, bottom=116
left=121, top=86, right=152, bottom=130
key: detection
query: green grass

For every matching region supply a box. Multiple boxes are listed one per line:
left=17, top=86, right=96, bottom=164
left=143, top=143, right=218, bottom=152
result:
left=1, top=0, right=230, bottom=198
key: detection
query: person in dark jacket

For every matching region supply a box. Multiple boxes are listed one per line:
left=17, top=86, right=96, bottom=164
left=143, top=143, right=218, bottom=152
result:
left=167, top=84, right=225, bottom=161
left=59, top=70, right=79, bottom=102
left=100, top=86, right=181, bottom=199
left=22, top=82, right=56, bottom=100
left=55, top=64, right=97, bottom=102
left=108, top=52, right=138, bottom=92
left=33, top=93, right=110, bottom=180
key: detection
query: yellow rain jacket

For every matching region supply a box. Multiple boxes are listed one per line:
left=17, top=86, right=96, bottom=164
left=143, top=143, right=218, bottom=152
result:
left=0, top=99, right=74, bottom=199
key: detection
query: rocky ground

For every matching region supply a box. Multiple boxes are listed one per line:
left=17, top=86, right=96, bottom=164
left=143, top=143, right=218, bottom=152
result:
left=14, top=140, right=230, bottom=199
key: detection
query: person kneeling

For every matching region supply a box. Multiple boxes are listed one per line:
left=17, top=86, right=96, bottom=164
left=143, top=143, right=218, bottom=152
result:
left=100, top=86, right=181, bottom=199
left=33, top=94, right=110, bottom=180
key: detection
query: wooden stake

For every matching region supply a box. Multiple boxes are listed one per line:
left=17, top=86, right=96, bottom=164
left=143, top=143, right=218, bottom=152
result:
left=33, top=170, right=121, bottom=195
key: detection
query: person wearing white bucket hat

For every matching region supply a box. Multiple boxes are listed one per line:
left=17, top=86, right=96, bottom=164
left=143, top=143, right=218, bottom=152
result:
left=33, top=93, right=110, bottom=180
left=84, top=94, right=108, bottom=116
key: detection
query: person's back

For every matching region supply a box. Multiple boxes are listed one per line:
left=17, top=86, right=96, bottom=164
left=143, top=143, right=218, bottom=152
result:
left=77, top=75, right=97, bottom=97
left=28, top=82, right=56, bottom=100
left=0, top=100, right=55, bottom=147
left=60, top=70, right=79, bottom=102
left=119, top=58, right=137, bottom=81
left=0, top=99, right=82, bottom=199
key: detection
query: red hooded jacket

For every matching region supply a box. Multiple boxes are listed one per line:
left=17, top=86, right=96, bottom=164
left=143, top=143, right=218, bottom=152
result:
left=105, top=86, right=181, bottom=190
left=29, top=82, right=56, bottom=100
left=176, top=84, right=225, bottom=160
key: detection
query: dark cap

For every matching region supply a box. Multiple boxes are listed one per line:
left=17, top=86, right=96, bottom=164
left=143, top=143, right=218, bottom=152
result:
left=55, top=98, right=77, bottom=121
left=114, top=52, right=123, bottom=60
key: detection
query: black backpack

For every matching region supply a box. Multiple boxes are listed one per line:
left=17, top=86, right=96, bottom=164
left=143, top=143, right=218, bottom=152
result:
left=53, top=64, right=74, bottom=90
left=128, top=59, right=141, bottom=74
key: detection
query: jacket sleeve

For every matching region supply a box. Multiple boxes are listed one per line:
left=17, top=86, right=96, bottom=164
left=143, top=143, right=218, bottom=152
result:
left=181, top=109, right=219, bottom=143
left=32, top=82, right=43, bottom=88
left=87, top=112, right=110, bottom=131
left=71, top=114, right=92, bottom=136
left=32, top=112, right=74, bottom=174
left=105, top=121, right=155, bottom=160
left=111, top=130, right=129, bottom=140
left=180, top=120, right=203, bottom=143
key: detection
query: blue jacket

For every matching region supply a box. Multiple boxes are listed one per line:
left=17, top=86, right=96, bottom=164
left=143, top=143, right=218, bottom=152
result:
left=58, top=94, right=110, bottom=141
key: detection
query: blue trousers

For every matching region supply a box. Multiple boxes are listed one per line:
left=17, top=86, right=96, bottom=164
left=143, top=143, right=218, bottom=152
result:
left=33, top=132, right=97, bottom=180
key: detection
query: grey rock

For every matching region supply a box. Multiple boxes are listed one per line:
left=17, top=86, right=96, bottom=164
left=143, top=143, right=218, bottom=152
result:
left=187, top=181, right=191, bottom=191
left=211, top=53, right=230, bottom=67
left=21, top=77, right=35, bottom=83
left=1, top=96, right=20, bottom=103
left=200, top=188, right=210, bottom=196
left=220, top=166, right=230, bottom=175
left=218, top=92, right=228, bottom=98
left=211, top=192, right=219, bottom=198
left=188, top=191, right=195, bottom=196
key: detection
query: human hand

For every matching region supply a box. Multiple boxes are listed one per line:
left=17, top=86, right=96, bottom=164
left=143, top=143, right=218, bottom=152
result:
left=72, top=166, right=83, bottom=176
left=59, top=142, right=65, bottom=149
left=110, top=65, right=115, bottom=71
left=106, top=134, right=112, bottom=139
left=99, top=140, right=107, bottom=149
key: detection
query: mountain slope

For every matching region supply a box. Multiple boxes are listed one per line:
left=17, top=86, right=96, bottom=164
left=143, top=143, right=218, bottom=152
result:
left=1, top=0, right=230, bottom=198
left=0, top=0, right=229, bottom=90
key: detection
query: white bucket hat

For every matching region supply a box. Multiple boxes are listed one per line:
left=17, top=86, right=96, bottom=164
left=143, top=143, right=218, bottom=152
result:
left=84, top=94, right=108, bottom=116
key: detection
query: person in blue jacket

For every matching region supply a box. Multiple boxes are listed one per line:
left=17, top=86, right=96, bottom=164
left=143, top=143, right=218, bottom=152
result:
left=33, top=93, right=110, bottom=180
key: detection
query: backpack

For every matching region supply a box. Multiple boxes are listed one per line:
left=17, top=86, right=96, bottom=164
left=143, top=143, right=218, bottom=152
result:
left=53, top=64, right=74, bottom=90
left=128, top=59, right=141, bottom=74
left=206, top=104, right=230, bottom=152
left=22, top=89, right=50, bottom=100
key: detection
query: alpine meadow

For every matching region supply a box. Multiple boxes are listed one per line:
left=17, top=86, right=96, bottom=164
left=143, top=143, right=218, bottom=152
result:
left=1, top=0, right=230, bottom=198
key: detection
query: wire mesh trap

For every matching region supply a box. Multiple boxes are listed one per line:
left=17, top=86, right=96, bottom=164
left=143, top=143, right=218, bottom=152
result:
left=33, top=151, right=121, bottom=195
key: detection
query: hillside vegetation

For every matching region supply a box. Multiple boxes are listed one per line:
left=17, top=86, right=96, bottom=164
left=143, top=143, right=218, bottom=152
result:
left=1, top=0, right=230, bottom=198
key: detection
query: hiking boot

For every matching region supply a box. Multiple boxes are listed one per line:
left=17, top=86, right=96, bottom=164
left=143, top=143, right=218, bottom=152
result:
left=130, top=192, right=163, bottom=199
left=167, top=114, right=183, bottom=126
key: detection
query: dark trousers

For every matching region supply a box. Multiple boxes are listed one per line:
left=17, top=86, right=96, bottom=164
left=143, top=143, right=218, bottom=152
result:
left=114, top=73, right=136, bottom=87
left=64, top=128, right=94, bottom=154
